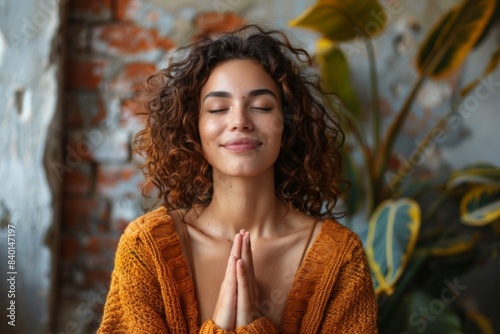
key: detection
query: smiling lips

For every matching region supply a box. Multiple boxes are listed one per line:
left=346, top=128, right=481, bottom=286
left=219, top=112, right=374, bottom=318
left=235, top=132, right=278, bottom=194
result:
left=221, top=138, right=262, bottom=152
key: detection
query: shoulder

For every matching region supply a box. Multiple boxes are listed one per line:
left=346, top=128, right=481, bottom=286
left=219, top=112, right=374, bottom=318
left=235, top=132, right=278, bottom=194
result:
left=113, top=206, right=186, bottom=274
left=317, top=219, right=366, bottom=262
left=116, top=206, right=178, bottom=262
left=122, top=206, right=175, bottom=241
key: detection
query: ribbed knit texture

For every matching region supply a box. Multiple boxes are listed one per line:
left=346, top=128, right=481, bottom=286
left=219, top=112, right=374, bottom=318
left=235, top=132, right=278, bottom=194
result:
left=98, top=206, right=378, bottom=333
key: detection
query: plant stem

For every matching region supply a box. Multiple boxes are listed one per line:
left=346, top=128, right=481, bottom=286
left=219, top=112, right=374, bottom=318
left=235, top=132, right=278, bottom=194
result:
left=340, top=104, right=376, bottom=212
left=365, top=38, right=381, bottom=155
left=376, top=5, right=478, bottom=198
left=423, top=189, right=450, bottom=222
left=388, top=101, right=458, bottom=194
left=376, top=74, right=427, bottom=194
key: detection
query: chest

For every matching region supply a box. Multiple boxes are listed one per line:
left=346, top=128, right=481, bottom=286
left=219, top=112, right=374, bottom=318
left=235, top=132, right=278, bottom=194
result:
left=188, top=238, right=306, bottom=327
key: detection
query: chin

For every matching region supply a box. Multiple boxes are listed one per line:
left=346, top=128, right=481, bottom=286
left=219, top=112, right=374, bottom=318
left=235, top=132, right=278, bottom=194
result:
left=215, top=165, right=274, bottom=179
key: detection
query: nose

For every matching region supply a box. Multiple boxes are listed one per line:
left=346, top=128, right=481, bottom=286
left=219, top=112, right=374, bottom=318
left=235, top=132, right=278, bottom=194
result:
left=230, top=106, right=253, bottom=131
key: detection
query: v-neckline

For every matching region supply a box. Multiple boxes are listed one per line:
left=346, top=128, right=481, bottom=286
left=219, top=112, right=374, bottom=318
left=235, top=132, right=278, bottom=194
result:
left=166, top=210, right=329, bottom=330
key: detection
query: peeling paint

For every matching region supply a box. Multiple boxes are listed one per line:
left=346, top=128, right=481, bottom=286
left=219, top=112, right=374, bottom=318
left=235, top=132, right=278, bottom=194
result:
left=127, top=1, right=176, bottom=37
left=0, top=0, right=61, bottom=333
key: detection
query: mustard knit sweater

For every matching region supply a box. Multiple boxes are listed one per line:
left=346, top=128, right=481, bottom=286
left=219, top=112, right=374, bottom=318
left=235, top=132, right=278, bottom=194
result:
left=98, top=207, right=378, bottom=333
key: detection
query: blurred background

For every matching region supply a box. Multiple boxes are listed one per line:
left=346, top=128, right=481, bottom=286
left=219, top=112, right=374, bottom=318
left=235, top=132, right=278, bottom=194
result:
left=0, top=0, right=499, bottom=333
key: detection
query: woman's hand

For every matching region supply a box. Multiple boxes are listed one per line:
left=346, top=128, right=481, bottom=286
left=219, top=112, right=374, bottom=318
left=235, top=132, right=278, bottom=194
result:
left=236, top=230, right=261, bottom=328
left=212, top=233, right=241, bottom=330
left=212, top=230, right=261, bottom=330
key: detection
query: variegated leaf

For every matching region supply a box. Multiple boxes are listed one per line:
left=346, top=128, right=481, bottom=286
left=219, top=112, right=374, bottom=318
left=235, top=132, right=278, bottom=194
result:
left=365, top=198, right=421, bottom=296
left=461, top=186, right=500, bottom=226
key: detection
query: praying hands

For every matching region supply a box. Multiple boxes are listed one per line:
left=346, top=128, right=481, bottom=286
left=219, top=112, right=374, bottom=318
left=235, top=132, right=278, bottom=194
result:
left=212, top=230, right=263, bottom=330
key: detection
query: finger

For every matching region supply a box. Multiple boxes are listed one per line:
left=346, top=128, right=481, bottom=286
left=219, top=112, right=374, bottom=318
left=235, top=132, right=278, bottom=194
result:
left=213, top=255, right=237, bottom=330
left=225, top=233, right=242, bottom=281
left=242, top=232, right=258, bottom=300
left=232, top=232, right=243, bottom=260
left=236, top=259, right=256, bottom=327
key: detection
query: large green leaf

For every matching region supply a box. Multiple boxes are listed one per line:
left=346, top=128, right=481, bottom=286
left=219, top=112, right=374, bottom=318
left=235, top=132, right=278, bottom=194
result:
left=317, top=38, right=362, bottom=117
left=365, top=198, right=421, bottom=296
left=448, top=163, right=500, bottom=189
left=289, top=0, right=387, bottom=42
left=416, top=0, right=496, bottom=79
left=460, top=185, right=500, bottom=226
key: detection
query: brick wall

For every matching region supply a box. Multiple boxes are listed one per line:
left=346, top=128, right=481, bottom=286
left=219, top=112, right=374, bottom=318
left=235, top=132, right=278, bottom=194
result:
left=57, top=1, right=244, bottom=332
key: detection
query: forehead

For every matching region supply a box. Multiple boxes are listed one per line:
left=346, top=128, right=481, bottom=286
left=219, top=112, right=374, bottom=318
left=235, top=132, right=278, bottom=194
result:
left=201, top=59, right=280, bottom=97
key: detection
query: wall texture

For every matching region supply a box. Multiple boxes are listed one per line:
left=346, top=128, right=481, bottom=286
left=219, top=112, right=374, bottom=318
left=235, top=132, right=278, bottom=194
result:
left=0, top=0, right=63, bottom=333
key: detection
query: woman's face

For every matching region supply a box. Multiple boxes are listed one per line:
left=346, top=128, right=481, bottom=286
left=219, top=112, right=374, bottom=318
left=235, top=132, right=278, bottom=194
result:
left=199, top=59, right=284, bottom=178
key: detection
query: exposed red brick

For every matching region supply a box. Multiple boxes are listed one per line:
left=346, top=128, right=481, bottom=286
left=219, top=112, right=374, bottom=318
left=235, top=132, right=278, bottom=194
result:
left=90, top=128, right=131, bottom=163
left=65, top=93, right=107, bottom=127
left=124, top=63, right=156, bottom=85
left=121, top=97, right=144, bottom=118
left=60, top=235, right=80, bottom=266
left=65, top=95, right=84, bottom=126
left=62, top=163, right=93, bottom=195
left=83, top=270, right=112, bottom=289
left=66, top=58, right=106, bottom=90
left=66, top=24, right=89, bottom=55
left=107, top=62, right=155, bottom=95
left=115, top=0, right=135, bottom=21
left=69, top=0, right=113, bottom=21
left=65, top=129, right=94, bottom=162
left=195, top=12, right=246, bottom=36
left=110, top=198, right=141, bottom=235
left=96, top=164, right=144, bottom=198
left=120, top=97, right=147, bottom=131
left=62, top=198, right=110, bottom=232
left=92, top=24, right=175, bottom=55
left=83, top=236, right=120, bottom=269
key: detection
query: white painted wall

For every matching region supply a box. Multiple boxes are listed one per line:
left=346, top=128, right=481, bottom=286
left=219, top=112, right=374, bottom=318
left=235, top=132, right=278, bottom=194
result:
left=0, top=0, right=63, bottom=332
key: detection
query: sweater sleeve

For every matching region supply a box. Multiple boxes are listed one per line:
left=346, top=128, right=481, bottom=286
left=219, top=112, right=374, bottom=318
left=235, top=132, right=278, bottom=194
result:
left=199, top=316, right=279, bottom=333
left=97, top=227, right=170, bottom=334
left=319, top=241, right=379, bottom=333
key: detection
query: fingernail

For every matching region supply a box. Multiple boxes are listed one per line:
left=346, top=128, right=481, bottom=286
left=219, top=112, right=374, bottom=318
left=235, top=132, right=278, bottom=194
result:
left=246, top=236, right=250, bottom=245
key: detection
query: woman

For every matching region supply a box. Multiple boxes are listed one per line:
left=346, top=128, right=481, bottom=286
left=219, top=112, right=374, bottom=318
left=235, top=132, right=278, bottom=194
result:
left=98, top=25, right=378, bottom=333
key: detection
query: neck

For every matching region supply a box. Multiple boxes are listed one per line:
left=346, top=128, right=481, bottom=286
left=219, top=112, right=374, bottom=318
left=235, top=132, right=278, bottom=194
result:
left=200, top=168, right=288, bottom=238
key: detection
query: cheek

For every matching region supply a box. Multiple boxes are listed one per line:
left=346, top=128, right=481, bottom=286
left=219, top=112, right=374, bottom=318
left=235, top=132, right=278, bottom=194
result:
left=270, top=114, right=284, bottom=134
left=199, top=118, right=222, bottom=148
left=261, top=114, right=284, bottom=140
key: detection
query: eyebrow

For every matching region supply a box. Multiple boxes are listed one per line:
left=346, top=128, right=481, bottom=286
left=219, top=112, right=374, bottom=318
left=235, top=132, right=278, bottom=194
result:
left=202, top=89, right=278, bottom=102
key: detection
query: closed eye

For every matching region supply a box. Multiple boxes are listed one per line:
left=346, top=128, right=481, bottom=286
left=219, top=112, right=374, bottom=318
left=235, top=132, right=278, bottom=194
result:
left=252, top=107, right=272, bottom=111
left=209, top=109, right=228, bottom=113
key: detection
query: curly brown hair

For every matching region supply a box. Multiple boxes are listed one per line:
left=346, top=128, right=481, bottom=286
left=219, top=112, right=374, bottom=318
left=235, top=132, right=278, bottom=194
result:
left=133, top=24, right=347, bottom=219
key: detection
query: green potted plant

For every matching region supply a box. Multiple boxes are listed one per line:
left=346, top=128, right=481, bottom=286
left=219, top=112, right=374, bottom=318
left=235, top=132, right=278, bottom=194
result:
left=290, top=0, right=500, bottom=332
